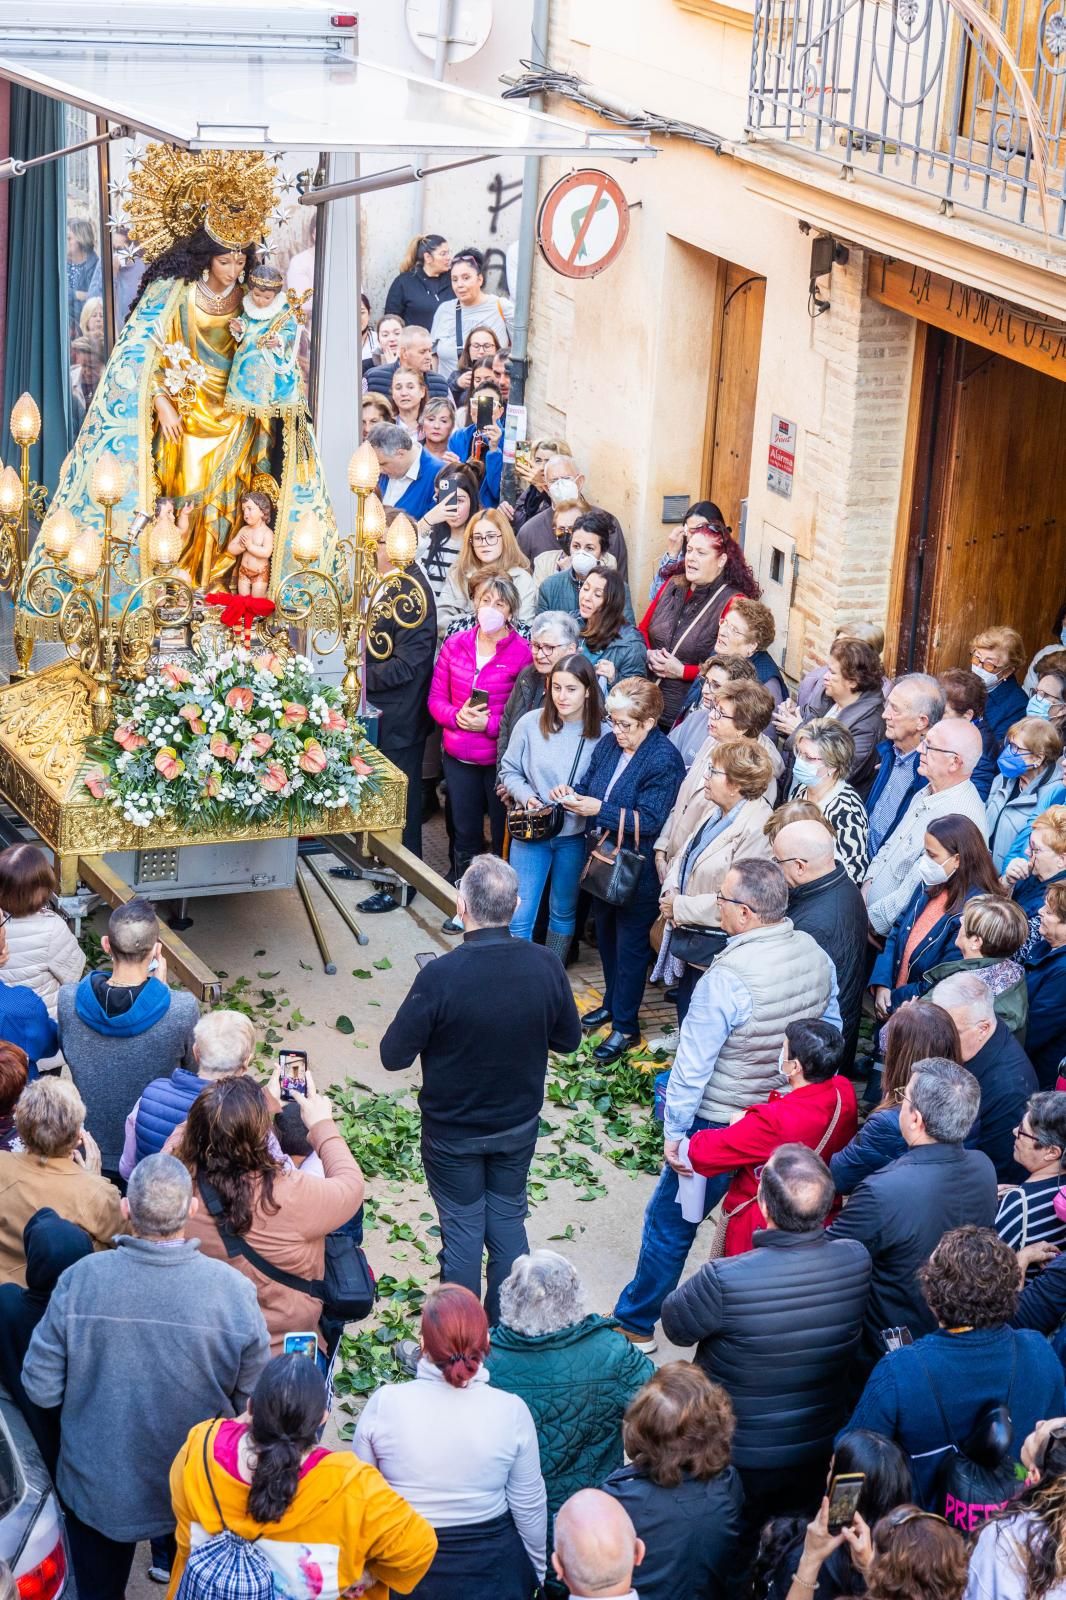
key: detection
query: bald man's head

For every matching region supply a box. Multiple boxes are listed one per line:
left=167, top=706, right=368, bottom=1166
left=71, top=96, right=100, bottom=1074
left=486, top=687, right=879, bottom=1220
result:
left=552, top=1489, right=644, bottom=1597
left=772, top=818, right=836, bottom=887
left=920, top=715, right=983, bottom=788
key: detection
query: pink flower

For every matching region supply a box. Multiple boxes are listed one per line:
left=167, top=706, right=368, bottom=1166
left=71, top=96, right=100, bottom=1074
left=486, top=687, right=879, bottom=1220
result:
left=201, top=773, right=222, bottom=799
left=209, top=733, right=238, bottom=764
left=84, top=769, right=110, bottom=798
left=249, top=731, right=274, bottom=755
left=178, top=703, right=205, bottom=735
left=252, top=651, right=285, bottom=678
left=349, top=751, right=373, bottom=776
left=161, top=663, right=191, bottom=689
left=323, top=708, right=347, bottom=732
left=225, top=685, right=254, bottom=712
left=298, top=738, right=327, bottom=775
left=260, top=762, right=288, bottom=793
left=154, top=746, right=185, bottom=781
left=114, top=722, right=147, bottom=752
left=282, top=700, right=308, bottom=728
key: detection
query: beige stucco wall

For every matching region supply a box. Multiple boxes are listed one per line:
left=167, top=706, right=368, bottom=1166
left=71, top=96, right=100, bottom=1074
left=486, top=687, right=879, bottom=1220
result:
left=524, top=0, right=1057, bottom=676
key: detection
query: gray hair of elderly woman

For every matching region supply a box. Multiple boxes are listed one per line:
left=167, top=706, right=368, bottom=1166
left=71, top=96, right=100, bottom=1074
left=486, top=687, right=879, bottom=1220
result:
left=499, top=1249, right=587, bottom=1336
left=193, top=1009, right=257, bottom=1078
left=127, top=1153, right=193, bottom=1237
left=470, top=571, right=521, bottom=618
left=797, top=716, right=857, bottom=781
left=15, top=1077, right=85, bottom=1159
left=531, top=610, right=580, bottom=649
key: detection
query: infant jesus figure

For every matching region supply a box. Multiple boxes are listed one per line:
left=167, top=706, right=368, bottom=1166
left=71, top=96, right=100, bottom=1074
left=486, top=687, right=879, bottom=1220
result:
left=227, top=490, right=275, bottom=597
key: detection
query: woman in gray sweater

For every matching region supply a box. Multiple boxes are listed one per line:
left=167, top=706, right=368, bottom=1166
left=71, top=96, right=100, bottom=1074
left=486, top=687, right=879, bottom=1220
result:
left=499, top=654, right=607, bottom=958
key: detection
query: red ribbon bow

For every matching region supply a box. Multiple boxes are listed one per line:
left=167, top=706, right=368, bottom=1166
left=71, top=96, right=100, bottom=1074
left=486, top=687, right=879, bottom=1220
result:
left=204, top=593, right=277, bottom=634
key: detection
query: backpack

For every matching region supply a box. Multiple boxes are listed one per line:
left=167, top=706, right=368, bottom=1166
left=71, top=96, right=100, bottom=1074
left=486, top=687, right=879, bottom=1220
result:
left=175, top=1422, right=275, bottom=1600
left=918, top=1340, right=1020, bottom=1535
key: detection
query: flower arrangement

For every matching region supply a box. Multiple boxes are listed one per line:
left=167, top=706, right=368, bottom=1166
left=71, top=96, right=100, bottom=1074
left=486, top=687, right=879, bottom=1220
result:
left=153, top=337, right=209, bottom=418
left=84, top=647, right=378, bottom=831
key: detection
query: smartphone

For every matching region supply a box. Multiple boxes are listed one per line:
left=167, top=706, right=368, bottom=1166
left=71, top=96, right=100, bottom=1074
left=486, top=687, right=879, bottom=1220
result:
left=467, top=688, right=489, bottom=710
left=880, top=1325, right=914, bottom=1353
left=436, top=473, right=461, bottom=504
left=283, top=1332, right=319, bottom=1361
left=474, top=392, right=495, bottom=431
left=414, top=952, right=438, bottom=970
left=279, top=1048, right=308, bottom=1100
left=826, top=1472, right=866, bottom=1533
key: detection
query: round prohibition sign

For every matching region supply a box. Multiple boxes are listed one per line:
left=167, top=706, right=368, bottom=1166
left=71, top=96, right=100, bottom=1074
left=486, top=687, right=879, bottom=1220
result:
left=537, top=169, right=630, bottom=280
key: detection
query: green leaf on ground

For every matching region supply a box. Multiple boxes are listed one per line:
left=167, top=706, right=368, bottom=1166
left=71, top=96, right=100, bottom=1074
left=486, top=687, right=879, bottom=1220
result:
left=335, top=1015, right=355, bottom=1034
left=373, top=957, right=392, bottom=971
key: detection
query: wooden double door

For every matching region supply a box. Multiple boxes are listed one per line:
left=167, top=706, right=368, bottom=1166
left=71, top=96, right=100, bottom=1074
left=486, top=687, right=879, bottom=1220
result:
left=897, top=327, right=1066, bottom=674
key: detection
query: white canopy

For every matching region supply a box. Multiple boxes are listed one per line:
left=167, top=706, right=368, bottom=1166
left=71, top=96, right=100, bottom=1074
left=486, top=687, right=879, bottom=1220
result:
left=0, top=37, right=651, bottom=160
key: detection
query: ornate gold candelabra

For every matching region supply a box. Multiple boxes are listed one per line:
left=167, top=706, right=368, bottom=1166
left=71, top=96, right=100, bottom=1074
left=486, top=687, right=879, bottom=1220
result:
left=2, top=393, right=42, bottom=679
left=21, top=459, right=195, bottom=731
left=272, top=440, right=427, bottom=723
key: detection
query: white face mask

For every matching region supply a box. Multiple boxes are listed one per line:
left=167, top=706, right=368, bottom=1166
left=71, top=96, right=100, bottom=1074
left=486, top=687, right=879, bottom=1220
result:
left=477, top=604, right=506, bottom=634
left=569, top=549, right=598, bottom=578
left=971, top=663, right=1000, bottom=689
left=778, top=1041, right=793, bottom=1085
left=917, top=852, right=949, bottom=887
left=549, top=477, right=580, bottom=505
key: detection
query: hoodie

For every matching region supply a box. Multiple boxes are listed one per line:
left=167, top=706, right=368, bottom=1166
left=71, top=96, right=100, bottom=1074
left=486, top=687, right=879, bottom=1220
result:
left=168, top=1417, right=437, bottom=1600
left=0, top=1208, right=93, bottom=1469
left=57, top=973, right=198, bottom=1171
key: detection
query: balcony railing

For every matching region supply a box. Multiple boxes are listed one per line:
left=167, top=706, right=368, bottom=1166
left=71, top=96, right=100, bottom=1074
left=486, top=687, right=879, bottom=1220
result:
left=748, top=0, right=1066, bottom=241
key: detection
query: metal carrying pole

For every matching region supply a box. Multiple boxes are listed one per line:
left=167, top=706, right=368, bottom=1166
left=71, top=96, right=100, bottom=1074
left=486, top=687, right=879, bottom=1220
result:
left=302, top=854, right=370, bottom=946
left=296, top=864, right=337, bottom=974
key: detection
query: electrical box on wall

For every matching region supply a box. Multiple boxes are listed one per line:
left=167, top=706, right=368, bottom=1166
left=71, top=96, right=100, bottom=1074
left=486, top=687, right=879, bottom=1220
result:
left=755, top=523, right=797, bottom=672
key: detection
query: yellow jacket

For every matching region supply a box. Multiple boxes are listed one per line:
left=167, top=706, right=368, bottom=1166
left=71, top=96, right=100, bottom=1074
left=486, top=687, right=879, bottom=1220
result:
left=168, top=1419, right=437, bottom=1600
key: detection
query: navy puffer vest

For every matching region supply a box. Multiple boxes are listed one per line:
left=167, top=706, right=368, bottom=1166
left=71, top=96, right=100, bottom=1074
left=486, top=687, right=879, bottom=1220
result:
left=134, top=1068, right=205, bottom=1162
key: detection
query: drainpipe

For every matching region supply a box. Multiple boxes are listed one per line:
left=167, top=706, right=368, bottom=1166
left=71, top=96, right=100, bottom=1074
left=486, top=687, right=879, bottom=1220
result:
left=411, top=0, right=455, bottom=239
left=501, top=0, right=549, bottom=506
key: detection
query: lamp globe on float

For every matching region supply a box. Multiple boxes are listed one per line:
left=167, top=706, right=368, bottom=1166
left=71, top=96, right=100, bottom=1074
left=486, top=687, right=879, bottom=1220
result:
left=68, top=530, right=102, bottom=581
left=90, top=456, right=128, bottom=508
left=386, top=512, right=418, bottom=569
left=348, top=440, right=380, bottom=495
left=0, top=465, right=22, bottom=521
left=148, top=514, right=183, bottom=570
left=292, top=511, right=323, bottom=567
left=9, top=393, right=41, bottom=449
left=41, top=507, right=76, bottom=560
left=361, top=493, right=386, bottom=542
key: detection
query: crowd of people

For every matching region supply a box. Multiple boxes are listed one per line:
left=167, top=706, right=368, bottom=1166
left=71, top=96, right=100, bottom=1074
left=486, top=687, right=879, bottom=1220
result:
left=6, top=214, right=1066, bottom=1600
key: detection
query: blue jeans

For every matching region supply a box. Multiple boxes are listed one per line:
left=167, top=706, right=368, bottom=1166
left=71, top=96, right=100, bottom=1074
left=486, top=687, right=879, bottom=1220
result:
left=613, top=1117, right=731, bottom=1337
left=509, top=833, right=587, bottom=939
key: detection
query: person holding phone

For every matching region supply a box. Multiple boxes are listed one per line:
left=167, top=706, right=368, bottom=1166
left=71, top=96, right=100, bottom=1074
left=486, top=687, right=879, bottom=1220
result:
left=448, top=380, right=506, bottom=509
left=416, top=465, right=480, bottom=606
left=429, top=574, right=532, bottom=887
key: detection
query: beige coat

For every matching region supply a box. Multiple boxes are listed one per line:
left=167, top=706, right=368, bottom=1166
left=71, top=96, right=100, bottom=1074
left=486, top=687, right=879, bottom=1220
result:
left=656, top=742, right=718, bottom=863
left=661, top=797, right=774, bottom=929
left=0, top=1151, right=123, bottom=1284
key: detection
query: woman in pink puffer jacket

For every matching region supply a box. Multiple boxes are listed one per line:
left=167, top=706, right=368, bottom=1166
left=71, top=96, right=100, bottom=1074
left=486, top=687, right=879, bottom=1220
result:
left=429, top=573, right=532, bottom=873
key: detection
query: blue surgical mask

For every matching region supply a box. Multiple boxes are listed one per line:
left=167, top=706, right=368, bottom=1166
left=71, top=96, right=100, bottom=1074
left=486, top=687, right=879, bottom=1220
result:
left=1027, top=694, right=1052, bottom=720
left=1060, top=624, right=1066, bottom=646
left=998, top=747, right=1031, bottom=779
left=792, top=755, right=822, bottom=789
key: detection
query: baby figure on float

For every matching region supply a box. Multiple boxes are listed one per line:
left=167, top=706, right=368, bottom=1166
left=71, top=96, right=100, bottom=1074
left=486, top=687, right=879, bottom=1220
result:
left=227, top=262, right=302, bottom=414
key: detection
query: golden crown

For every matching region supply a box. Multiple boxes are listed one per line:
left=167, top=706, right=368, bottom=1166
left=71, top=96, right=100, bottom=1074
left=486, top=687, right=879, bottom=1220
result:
left=251, top=471, right=281, bottom=505
left=123, top=144, right=279, bottom=263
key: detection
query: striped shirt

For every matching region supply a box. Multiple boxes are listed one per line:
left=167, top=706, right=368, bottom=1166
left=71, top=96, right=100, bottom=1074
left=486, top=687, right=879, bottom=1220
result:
left=995, top=1174, right=1066, bottom=1252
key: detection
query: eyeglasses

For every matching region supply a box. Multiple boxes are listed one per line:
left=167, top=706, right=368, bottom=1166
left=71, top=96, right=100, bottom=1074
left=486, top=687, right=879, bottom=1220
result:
left=919, top=739, right=956, bottom=756
left=452, top=252, right=481, bottom=268
left=1005, top=740, right=1034, bottom=759
left=884, top=1508, right=950, bottom=1531
left=532, top=642, right=562, bottom=656
left=471, top=533, right=502, bottom=548
left=774, top=856, right=805, bottom=868
left=716, top=893, right=751, bottom=909
left=1014, top=1124, right=1043, bottom=1144
left=609, top=718, right=637, bottom=732
left=892, top=1085, right=907, bottom=1103
left=971, top=653, right=1002, bottom=673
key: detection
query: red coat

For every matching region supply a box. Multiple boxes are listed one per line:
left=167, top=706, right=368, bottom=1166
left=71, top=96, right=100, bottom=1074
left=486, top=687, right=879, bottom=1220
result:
left=687, top=1076, right=858, bottom=1256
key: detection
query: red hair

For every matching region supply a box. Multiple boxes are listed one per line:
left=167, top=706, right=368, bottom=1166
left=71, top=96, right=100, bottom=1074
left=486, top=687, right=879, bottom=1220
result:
left=685, top=525, right=761, bottom=600
left=420, top=1284, right=489, bottom=1387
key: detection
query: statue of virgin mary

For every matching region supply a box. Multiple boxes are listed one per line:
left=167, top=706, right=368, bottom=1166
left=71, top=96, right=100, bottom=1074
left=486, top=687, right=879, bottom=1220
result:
left=16, top=145, right=335, bottom=640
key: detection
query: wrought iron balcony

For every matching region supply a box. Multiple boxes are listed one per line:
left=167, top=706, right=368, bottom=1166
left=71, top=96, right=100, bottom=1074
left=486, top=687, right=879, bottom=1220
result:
left=748, top=0, right=1066, bottom=241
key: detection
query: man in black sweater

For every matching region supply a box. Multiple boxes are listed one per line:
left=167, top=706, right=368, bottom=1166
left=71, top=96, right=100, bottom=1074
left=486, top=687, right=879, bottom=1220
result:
left=772, top=819, right=870, bottom=1063
left=359, top=535, right=437, bottom=913
left=380, top=855, right=581, bottom=1318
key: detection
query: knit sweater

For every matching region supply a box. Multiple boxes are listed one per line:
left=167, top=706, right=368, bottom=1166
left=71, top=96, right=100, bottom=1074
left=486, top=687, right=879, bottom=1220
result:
left=22, top=1235, right=270, bottom=1541
left=498, top=711, right=605, bottom=836
left=57, top=975, right=198, bottom=1170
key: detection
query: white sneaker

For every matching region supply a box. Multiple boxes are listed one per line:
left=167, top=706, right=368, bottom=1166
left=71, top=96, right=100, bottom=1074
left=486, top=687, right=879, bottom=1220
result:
left=645, top=1035, right=677, bottom=1054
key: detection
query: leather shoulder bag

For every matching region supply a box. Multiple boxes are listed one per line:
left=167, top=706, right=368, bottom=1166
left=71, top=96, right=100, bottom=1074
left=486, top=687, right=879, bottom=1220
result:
left=582, top=806, right=644, bottom=907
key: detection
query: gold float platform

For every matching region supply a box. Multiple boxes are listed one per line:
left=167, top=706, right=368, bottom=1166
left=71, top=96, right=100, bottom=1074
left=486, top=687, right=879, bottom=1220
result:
left=0, top=660, right=408, bottom=889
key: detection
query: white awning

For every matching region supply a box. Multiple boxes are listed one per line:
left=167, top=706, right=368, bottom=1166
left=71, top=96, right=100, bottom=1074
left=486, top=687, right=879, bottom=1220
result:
left=0, top=38, right=652, bottom=160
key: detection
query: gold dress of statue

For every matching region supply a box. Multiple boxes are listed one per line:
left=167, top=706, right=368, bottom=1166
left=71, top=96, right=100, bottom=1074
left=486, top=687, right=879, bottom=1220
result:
left=16, top=144, right=336, bottom=643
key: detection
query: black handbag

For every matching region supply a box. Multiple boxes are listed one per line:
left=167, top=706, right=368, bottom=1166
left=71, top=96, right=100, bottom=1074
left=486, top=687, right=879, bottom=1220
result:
left=197, top=1177, right=376, bottom=1325
left=669, top=924, right=727, bottom=969
left=507, top=735, right=585, bottom=844
left=581, top=807, right=644, bottom=907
